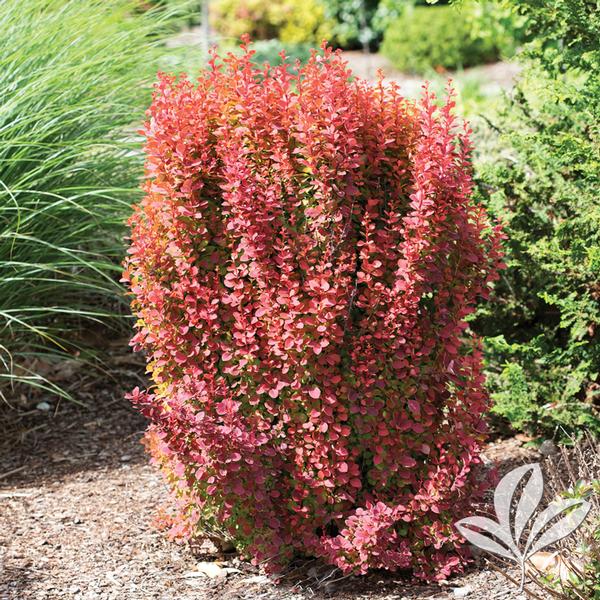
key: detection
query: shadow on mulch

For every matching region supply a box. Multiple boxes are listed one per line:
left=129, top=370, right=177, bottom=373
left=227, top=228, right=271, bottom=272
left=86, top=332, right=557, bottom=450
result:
left=275, top=560, right=452, bottom=599
left=0, top=346, right=150, bottom=489
left=0, top=565, right=44, bottom=600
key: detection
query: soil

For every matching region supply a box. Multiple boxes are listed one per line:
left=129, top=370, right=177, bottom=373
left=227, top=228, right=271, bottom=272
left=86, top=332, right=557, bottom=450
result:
left=0, top=344, right=541, bottom=600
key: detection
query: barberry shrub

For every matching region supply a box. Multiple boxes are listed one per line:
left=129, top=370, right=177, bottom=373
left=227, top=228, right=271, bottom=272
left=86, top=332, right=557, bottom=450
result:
left=124, top=45, right=503, bottom=579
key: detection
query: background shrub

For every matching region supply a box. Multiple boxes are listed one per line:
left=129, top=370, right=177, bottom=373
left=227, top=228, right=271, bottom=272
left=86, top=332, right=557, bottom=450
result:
left=320, top=0, right=456, bottom=51
left=381, top=3, right=502, bottom=74
left=474, top=0, right=600, bottom=435
left=210, top=0, right=334, bottom=44
left=321, top=0, right=383, bottom=50
left=222, top=38, right=313, bottom=70
left=460, top=0, right=527, bottom=60
left=126, top=47, right=503, bottom=577
left=0, top=0, right=185, bottom=399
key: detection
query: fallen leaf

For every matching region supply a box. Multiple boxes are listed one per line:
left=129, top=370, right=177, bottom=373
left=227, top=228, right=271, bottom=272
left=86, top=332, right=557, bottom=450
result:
left=528, top=551, right=584, bottom=582
left=183, top=562, right=241, bottom=579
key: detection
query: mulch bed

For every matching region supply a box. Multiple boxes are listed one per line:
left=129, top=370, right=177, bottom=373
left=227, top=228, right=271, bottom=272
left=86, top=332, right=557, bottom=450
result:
left=0, top=347, right=539, bottom=600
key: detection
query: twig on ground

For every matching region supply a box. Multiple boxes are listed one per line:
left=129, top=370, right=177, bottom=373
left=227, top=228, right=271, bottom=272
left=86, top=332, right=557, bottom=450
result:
left=0, top=465, right=26, bottom=480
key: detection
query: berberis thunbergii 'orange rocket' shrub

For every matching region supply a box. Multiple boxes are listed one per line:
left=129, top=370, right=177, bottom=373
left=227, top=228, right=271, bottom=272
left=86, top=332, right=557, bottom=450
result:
left=124, top=43, right=504, bottom=579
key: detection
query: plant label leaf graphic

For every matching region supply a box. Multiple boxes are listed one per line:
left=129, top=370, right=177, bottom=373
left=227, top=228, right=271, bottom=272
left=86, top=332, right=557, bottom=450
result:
left=494, top=463, right=544, bottom=542
left=455, top=462, right=592, bottom=593
left=524, top=497, right=584, bottom=556
left=513, top=464, right=543, bottom=545
left=455, top=516, right=517, bottom=561
left=526, top=500, right=592, bottom=558
left=494, top=463, right=543, bottom=531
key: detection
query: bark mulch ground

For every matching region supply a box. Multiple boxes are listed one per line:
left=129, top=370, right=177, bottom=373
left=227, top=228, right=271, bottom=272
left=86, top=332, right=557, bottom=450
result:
left=0, top=350, right=538, bottom=600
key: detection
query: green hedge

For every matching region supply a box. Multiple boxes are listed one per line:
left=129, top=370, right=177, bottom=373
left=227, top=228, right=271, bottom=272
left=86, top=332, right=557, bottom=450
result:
left=380, top=4, right=500, bottom=74
left=474, top=0, right=600, bottom=435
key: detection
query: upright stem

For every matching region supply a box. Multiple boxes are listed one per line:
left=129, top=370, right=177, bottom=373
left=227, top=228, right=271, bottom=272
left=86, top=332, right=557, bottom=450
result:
left=201, top=0, right=210, bottom=52
left=359, top=0, right=369, bottom=55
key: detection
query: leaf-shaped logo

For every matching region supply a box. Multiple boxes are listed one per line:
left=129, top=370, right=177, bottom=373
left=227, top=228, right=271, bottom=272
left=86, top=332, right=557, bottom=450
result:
left=455, top=463, right=592, bottom=591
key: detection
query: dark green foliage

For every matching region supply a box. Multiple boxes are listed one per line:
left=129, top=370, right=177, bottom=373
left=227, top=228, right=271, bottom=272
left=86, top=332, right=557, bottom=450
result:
left=475, top=0, right=600, bottom=435
left=321, top=0, right=382, bottom=49
left=381, top=4, right=500, bottom=74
